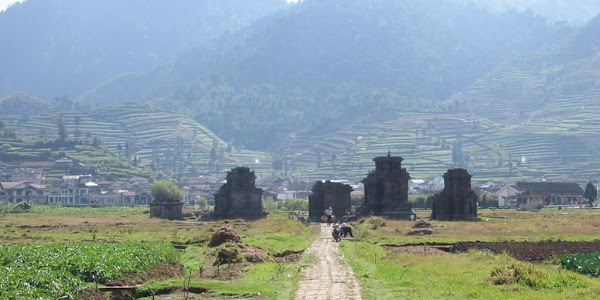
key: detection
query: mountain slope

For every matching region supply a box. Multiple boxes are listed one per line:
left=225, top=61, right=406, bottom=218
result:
left=78, top=0, right=570, bottom=150
left=0, top=0, right=289, bottom=99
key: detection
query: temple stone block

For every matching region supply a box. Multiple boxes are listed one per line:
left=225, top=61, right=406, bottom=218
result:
left=308, top=180, right=353, bottom=222
left=360, top=152, right=413, bottom=219
left=214, top=167, right=266, bottom=219
left=431, top=168, right=478, bottom=221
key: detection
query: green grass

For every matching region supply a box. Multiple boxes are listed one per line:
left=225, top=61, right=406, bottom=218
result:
left=340, top=242, right=600, bottom=299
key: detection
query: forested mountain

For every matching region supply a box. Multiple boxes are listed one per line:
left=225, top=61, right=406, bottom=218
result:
left=471, top=0, right=600, bottom=25
left=0, top=0, right=289, bottom=99
left=78, top=0, right=570, bottom=150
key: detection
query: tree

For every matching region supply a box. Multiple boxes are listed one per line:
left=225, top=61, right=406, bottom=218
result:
left=74, top=116, right=81, bottom=140
left=584, top=181, right=597, bottom=206
left=39, top=128, right=48, bottom=140
left=150, top=180, right=184, bottom=202
left=124, top=142, right=130, bottom=159
left=58, top=115, right=68, bottom=141
left=272, top=157, right=283, bottom=175
left=195, top=197, right=208, bottom=209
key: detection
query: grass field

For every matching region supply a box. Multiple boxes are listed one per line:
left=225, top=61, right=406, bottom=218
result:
left=3, top=207, right=600, bottom=299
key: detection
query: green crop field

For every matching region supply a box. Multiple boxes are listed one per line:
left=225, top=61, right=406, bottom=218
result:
left=3, top=207, right=600, bottom=299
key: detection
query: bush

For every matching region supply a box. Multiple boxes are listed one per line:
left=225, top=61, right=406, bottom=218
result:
left=280, top=198, right=308, bottom=211
left=150, top=180, right=183, bottom=202
left=489, top=264, right=549, bottom=289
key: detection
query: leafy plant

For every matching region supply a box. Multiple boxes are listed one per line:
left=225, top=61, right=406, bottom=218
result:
left=0, top=242, right=178, bottom=299
left=561, top=252, right=600, bottom=277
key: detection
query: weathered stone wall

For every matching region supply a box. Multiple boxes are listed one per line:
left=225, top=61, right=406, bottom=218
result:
left=309, top=180, right=353, bottom=222
left=431, top=168, right=478, bottom=221
left=149, top=201, right=183, bottom=220
left=214, top=167, right=266, bottom=219
left=360, top=153, right=413, bottom=218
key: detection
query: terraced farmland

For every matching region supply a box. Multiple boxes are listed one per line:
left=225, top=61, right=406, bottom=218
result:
left=2, top=103, right=273, bottom=177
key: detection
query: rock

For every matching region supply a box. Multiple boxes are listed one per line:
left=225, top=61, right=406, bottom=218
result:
left=406, top=228, right=435, bottom=236
left=208, top=226, right=242, bottom=247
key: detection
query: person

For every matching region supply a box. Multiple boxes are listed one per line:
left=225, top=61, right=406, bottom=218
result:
left=340, top=223, right=354, bottom=238
left=332, top=224, right=342, bottom=242
left=297, top=210, right=305, bottom=222
left=324, top=207, right=333, bottom=225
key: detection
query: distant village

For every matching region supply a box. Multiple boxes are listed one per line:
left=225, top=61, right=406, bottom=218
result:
left=0, top=154, right=597, bottom=211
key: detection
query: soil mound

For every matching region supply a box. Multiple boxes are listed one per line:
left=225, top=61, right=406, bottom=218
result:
left=214, top=243, right=244, bottom=265
left=412, top=220, right=433, bottom=228
left=209, top=226, right=242, bottom=247
left=407, top=228, right=435, bottom=236
left=240, top=244, right=271, bottom=263
left=78, top=290, right=109, bottom=300
left=105, top=262, right=184, bottom=286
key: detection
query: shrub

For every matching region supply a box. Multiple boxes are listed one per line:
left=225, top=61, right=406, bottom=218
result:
left=489, top=264, right=549, bottom=289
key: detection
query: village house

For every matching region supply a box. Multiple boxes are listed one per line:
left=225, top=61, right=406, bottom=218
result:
left=422, top=176, right=445, bottom=192
left=0, top=181, right=46, bottom=204
left=47, top=182, right=95, bottom=205
left=89, top=190, right=123, bottom=205
left=409, top=179, right=425, bottom=194
left=6, top=168, right=44, bottom=184
left=497, top=182, right=584, bottom=209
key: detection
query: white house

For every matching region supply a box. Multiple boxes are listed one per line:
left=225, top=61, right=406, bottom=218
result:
left=495, top=184, right=520, bottom=207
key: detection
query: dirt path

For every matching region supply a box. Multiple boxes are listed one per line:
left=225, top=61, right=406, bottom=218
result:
left=295, top=224, right=362, bottom=300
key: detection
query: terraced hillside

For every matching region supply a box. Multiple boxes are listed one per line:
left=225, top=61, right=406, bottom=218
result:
left=0, top=138, right=148, bottom=180
left=1, top=103, right=273, bottom=177
left=283, top=108, right=600, bottom=182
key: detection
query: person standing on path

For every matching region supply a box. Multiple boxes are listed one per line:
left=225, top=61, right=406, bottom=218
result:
left=325, top=207, right=333, bottom=225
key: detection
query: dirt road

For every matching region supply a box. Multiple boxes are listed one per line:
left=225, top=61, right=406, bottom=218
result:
left=295, top=224, right=362, bottom=300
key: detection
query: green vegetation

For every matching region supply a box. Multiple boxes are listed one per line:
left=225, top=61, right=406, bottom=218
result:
left=0, top=208, right=315, bottom=299
left=341, top=243, right=598, bottom=299
left=561, top=252, right=600, bottom=277
left=150, top=180, right=184, bottom=202
left=0, top=242, right=178, bottom=299
left=584, top=181, right=597, bottom=206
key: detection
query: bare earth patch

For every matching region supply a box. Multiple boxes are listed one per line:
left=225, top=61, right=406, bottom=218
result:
left=451, top=240, right=600, bottom=261
left=105, top=262, right=184, bottom=286
left=385, top=245, right=450, bottom=256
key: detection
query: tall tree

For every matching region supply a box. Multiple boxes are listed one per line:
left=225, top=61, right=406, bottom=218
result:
left=584, top=181, right=597, bottom=207
left=74, top=116, right=81, bottom=140
left=57, top=115, right=68, bottom=142
left=272, top=157, right=283, bottom=176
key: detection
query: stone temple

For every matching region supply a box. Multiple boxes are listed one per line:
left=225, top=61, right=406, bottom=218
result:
left=431, top=168, right=478, bottom=221
left=213, top=167, right=266, bottom=219
left=308, top=180, right=353, bottom=222
left=360, top=152, right=413, bottom=218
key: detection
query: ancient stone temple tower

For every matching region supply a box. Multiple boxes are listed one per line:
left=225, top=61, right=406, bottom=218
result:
left=431, top=168, right=478, bottom=221
left=308, top=180, right=353, bottom=222
left=361, top=152, right=413, bottom=218
left=214, top=167, right=266, bottom=219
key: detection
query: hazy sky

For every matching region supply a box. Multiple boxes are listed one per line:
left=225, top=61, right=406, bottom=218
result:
left=0, top=0, right=23, bottom=11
